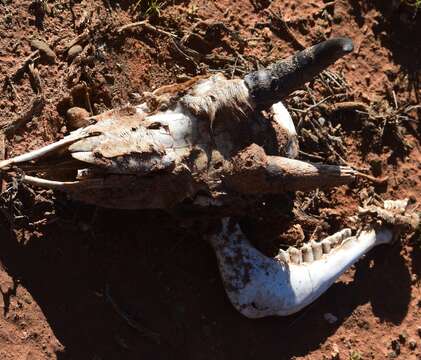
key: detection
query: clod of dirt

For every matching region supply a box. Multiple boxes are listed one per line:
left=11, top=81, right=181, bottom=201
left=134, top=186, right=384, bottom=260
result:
left=30, top=39, right=56, bottom=64
left=66, top=107, right=90, bottom=130
left=391, top=339, right=401, bottom=355
left=408, top=339, right=417, bottom=350
left=67, top=45, right=83, bottom=61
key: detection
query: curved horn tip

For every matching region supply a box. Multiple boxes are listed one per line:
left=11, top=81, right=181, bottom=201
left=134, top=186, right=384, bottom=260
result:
left=244, top=37, right=354, bottom=109
left=317, top=37, right=354, bottom=59
left=328, top=37, right=354, bottom=53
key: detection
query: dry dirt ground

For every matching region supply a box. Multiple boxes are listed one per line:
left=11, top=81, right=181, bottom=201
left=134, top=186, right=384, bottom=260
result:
left=0, top=0, right=420, bottom=359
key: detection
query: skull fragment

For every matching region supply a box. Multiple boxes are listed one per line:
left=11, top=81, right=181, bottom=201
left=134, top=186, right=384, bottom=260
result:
left=1, top=38, right=418, bottom=318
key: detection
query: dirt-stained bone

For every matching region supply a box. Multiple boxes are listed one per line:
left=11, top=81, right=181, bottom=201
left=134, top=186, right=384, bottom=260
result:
left=1, top=37, right=413, bottom=320
left=208, top=201, right=419, bottom=318
left=0, top=38, right=356, bottom=210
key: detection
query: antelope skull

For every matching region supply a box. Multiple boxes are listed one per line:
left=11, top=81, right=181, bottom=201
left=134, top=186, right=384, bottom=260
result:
left=0, top=38, right=418, bottom=318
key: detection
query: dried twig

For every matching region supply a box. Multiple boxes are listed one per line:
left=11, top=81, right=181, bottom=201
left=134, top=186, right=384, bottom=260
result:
left=10, top=51, right=39, bottom=82
left=4, top=76, right=20, bottom=100
left=64, top=29, right=90, bottom=52
left=290, top=93, right=346, bottom=114
left=28, top=62, right=43, bottom=94
left=0, top=134, right=5, bottom=161
left=171, top=39, right=200, bottom=69
left=117, top=21, right=178, bottom=38
left=299, top=150, right=325, bottom=162
left=329, top=101, right=370, bottom=113
left=354, top=171, right=389, bottom=185
left=0, top=133, right=5, bottom=191
left=268, top=10, right=307, bottom=50
left=1, top=96, right=45, bottom=136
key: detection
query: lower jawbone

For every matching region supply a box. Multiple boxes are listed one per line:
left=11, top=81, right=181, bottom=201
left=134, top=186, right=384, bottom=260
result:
left=208, top=200, right=419, bottom=318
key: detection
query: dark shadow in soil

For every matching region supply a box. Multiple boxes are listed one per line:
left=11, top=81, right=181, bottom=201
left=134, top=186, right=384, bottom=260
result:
left=0, top=206, right=412, bottom=360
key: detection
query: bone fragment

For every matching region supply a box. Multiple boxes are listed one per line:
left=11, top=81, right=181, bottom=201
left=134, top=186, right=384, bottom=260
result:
left=209, top=202, right=418, bottom=318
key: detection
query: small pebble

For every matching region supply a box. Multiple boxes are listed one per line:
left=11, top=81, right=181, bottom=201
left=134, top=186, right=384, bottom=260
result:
left=387, top=350, right=398, bottom=359
left=30, top=39, right=56, bottom=63
left=391, top=339, right=401, bottom=355
left=66, top=107, right=90, bottom=130
left=399, top=331, right=408, bottom=344
left=67, top=44, right=83, bottom=61
left=324, top=313, right=338, bottom=324
left=409, top=339, right=417, bottom=350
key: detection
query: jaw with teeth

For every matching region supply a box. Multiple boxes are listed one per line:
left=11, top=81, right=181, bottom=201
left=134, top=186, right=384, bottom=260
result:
left=209, top=201, right=419, bottom=318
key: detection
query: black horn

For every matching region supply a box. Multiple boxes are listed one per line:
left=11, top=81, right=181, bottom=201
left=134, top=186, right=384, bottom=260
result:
left=244, top=37, right=353, bottom=109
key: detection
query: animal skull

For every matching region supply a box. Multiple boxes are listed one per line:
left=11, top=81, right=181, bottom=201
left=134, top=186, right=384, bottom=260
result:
left=0, top=37, right=418, bottom=318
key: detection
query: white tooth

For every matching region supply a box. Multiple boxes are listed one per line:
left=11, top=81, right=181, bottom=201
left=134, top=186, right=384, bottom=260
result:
left=288, top=247, right=303, bottom=264
left=384, top=199, right=408, bottom=213
left=302, top=244, right=314, bottom=263
left=311, top=241, right=323, bottom=260
left=321, top=239, right=331, bottom=254
left=324, top=229, right=351, bottom=247
left=275, top=249, right=290, bottom=263
left=341, top=228, right=352, bottom=240
left=340, top=236, right=357, bottom=249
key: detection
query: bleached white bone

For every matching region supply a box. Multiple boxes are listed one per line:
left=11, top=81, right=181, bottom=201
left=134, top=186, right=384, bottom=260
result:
left=271, top=101, right=298, bottom=159
left=209, top=201, right=418, bottom=318
left=272, top=102, right=296, bottom=136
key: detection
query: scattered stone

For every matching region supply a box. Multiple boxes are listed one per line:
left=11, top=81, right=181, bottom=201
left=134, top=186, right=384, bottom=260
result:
left=67, top=44, right=83, bottom=61
left=30, top=39, right=56, bottom=63
left=409, top=340, right=417, bottom=350
left=391, top=339, right=401, bottom=355
left=399, top=331, right=408, bottom=344
left=388, top=350, right=398, bottom=359
left=324, top=313, right=338, bottom=324
left=357, top=319, right=370, bottom=330
left=331, top=352, right=340, bottom=360
left=66, top=107, right=90, bottom=130
left=417, top=327, right=421, bottom=338
left=330, top=343, right=340, bottom=359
